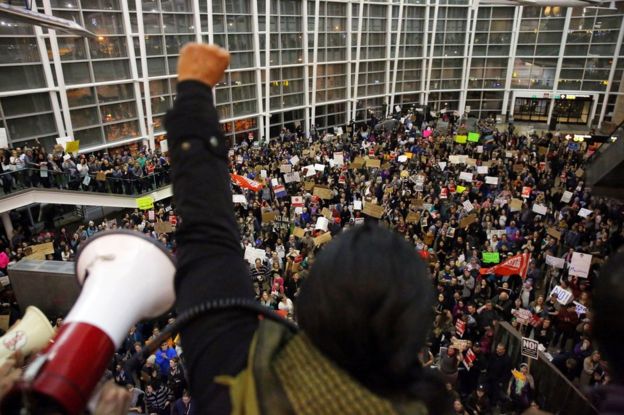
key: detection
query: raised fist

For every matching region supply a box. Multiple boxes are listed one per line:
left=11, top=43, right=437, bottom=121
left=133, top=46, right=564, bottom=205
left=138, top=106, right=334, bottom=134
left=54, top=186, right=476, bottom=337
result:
left=177, top=43, right=230, bottom=87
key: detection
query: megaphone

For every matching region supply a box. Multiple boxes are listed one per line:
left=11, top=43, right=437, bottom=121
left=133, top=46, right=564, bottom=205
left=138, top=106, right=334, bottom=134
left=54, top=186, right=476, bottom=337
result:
left=0, top=306, right=55, bottom=366
left=1, top=230, right=175, bottom=415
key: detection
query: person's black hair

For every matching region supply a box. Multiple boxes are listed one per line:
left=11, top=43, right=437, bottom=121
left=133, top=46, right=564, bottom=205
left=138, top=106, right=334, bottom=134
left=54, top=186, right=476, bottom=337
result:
left=592, top=248, right=624, bottom=383
left=296, top=222, right=451, bottom=413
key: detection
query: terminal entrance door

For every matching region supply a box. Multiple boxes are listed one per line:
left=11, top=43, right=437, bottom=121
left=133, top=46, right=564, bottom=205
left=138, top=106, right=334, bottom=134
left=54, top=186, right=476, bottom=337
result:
left=553, top=96, right=592, bottom=125
left=513, top=98, right=549, bottom=122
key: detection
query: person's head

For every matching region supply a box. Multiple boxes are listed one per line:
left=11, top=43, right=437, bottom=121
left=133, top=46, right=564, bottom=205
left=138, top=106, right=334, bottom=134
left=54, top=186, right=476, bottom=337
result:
left=495, top=343, right=506, bottom=356
left=182, top=390, right=191, bottom=405
left=453, top=399, right=464, bottom=413
left=297, top=223, right=435, bottom=395
left=160, top=342, right=168, bottom=351
left=476, top=385, right=486, bottom=397
left=520, top=362, right=529, bottom=375
left=593, top=249, right=624, bottom=383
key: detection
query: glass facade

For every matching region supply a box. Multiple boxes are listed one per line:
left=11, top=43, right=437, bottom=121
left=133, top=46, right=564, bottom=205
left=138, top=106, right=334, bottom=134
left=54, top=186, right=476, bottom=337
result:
left=0, top=0, right=623, bottom=151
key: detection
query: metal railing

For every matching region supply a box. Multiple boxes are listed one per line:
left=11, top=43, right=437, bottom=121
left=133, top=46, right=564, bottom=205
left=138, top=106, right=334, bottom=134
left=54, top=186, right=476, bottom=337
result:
left=493, top=321, right=599, bottom=415
left=0, top=167, right=171, bottom=198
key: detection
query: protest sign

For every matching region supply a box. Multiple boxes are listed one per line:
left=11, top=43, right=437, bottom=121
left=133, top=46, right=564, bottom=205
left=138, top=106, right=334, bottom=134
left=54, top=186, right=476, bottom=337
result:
left=313, top=186, right=333, bottom=200
left=545, top=255, right=565, bottom=269
left=362, top=203, right=384, bottom=219
left=569, top=252, right=592, bottom=278
left=482, top=252, right=500, bottom=264
left=550, top=285, right=573, bottom=305
left=521, top=337, right=539, bottom=360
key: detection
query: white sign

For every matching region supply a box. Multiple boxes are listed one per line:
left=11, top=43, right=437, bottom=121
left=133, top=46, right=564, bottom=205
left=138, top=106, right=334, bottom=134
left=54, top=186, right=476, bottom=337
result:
left=463, top=200, right=474, bottom=212
left=477, top=166, right=488, bottom=175
left=233, top=194, right=247, bottom=204
left=315, top=216, right=329, bottom=232
left=56, top=136, right=72, bottom=150
left=438, top=162, right=447, bottom=171
left=304, top=165, right=316, bottom=177
left=578, top=208, right=592, bottom=218
left=532, top=204, right=548, bottom=215
left=244, top=246, right=266, bottom=264
left=398, top=155, right=408, bottom=163
left=573, top=301, right=588, bottom=316
left=513, top=309, right=533, bottom=326
left=314, top=163, right=326, bottom=172
left=333, top=152, right=344, bottom=166
left=284, top=172, right=301, bottom=183
left=261, top=170, right=267, bottom=179
left=545, top=255, right=565, bottom=269
left=353, top=200, right=362, bottom=210
left=459, top=172, right=473, bottom=182
left=561, top=191, right=573, bottom=203
left=550, top=285, right=573, bottom=305
left=0, top=275, right=9, bottom=286
left=476, top=145, right=484, bottom=153
left=271, top=178, right=279, bottom=187
left=0, top=128, right=8, bottom=149
left=290, top=155, right=300, bottom=165
left=160, top=139, right=168, bottom=153
left=521, top=337, right=539, bottom=360
left=569, top=252, right=592, bottom=278
left=485, top=176, right=499, bottom=185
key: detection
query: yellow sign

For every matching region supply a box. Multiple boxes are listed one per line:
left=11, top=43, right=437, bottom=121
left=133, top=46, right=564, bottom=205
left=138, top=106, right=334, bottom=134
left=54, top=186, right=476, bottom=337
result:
left=65, top=140, right=80, bottom=154
left=137, top=196, right=155, bottom=210
left=455, top=135, right=467, bottom=144
left=456, top=185, right=467, bottom=193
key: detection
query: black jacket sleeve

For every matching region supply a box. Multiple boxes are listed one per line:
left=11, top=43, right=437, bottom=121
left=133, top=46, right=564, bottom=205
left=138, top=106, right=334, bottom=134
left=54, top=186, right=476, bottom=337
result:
left=165, top=80, right=258, bottom=414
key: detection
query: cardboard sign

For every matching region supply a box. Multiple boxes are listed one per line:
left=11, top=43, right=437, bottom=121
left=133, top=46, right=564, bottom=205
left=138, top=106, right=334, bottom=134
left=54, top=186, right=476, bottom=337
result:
left=455, top=319, right=466, bottom=337
left=27, top=242, right=55, bottom=256
left=154, top=221, right=173, bottom=234
left=459, top=214, right=477, bottom=228
left=65, top=140, right=80, bottom=153
left=510, top=198, right=523, bottom=212
left=546, top=227, right=561, bottom=239
left=350, top=157, right=366, bottom=169
left=463, top=200, right=474, bottom=212
left=280, top=164, right=292, bottom=173
left=482, top=252, right=500, bottom=264
left=513, top=164, right=524, bottom=174
left=521, top=186, right=532, bottom=198
left=514, top=309, right=533, bottom=326
left=315, top=216, right=330, bottom=232
left=233, top=194, right=247, bottom=204
left=293, top=227, right=306, bottom=238
left=561, top=191, right=573, bottom=203
left=96, top=171, right=107, bottom=181
left=366, top=159, right=381, bottom=169
left=578, top=208, right=592, bottom=218
left=569, top=252, right=592, bottom=278
left=261, top=210, right=277, bottom=223
left=550, top=285, right=573, bottom=305
left=314, top=231, right=332, bottom=247
left=362, top=203, right=384, bottom=219
left=545, top=255, right=565, bottom=269
left=521, top=337, right=539, bottom=360
left=485, top=176, right=499, bottom=185
left=244, top=246, right=266, bottom=264
left=304, top=181, right=315, bottom=191
left=313, top=186, right=333, bottom=200
left=137, top=196, right=155, bottom=210
left=459, top=172, right=473, bottom=182
left=575, top=168, right=584, bottom=178
left=532, top=204, right=548, bottom=216
left=406, top=211, right=420, bottom=223
left=321, top=207, right=332, bottom=220
left=0, top=315, right=9, bottom=332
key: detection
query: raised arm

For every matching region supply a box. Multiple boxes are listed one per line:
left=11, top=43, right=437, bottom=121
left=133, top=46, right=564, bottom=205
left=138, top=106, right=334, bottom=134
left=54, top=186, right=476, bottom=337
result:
left=164, top=44, right=257, bottom=414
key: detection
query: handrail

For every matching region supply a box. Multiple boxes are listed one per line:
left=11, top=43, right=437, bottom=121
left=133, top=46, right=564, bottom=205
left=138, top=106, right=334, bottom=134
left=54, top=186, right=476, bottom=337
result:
left=493, top=321, right=599, bottom=415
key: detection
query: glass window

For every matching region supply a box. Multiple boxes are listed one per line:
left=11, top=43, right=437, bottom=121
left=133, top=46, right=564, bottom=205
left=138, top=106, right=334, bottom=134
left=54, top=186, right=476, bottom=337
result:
left=97, top=83, right=134, bottom=103
left=1, top=93, right=52, bottom=117
left=104, top=120, right=140, bottom=141
left=100, top=102, right=137, bottom=123
left=57, top=37, right=88, bottom=61
left=80, top=0, right=120, bottom=10
left=226, top=0, right=250, bottom=14
left=149, top=80, right=169, bottom=96
left=163, top=14, right=194, bottom=34
left=92, top=60, right=131, bottom=82
left=83, top=12, right=124, bottom=35
left=71, top=107, right=100, bottom=129
left=63, top=62, right=92, bottom=85
left=67, top=87, right=97, bottom=107
left=73, top=127, right=104, bottom=148
left=165, top=35, right=193, bottom=55
left=6, top=114, right=56, bottom=140
left=0, top=38, right=40, bottom=64
left=161, top=0, right=192, bottom=12
left=143, top=14, right=162, bottom=34
left=89, top=36, right=127, bottom=59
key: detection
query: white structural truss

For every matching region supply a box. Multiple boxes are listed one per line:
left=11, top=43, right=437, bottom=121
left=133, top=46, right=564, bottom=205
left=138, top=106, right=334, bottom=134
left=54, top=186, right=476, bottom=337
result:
left=0, top=0, right=623, bottom=153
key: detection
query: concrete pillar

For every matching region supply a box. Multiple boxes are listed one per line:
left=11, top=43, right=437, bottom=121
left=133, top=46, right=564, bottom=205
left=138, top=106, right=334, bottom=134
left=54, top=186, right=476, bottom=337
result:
left=2, top=212, right=13, bottom=244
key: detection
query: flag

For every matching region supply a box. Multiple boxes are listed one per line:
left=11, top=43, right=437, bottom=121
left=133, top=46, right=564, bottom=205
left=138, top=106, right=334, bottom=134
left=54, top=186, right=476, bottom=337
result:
left=291, top=196, right=304, bottom=207
left=274, top=184, right=287, bottom=198
left=479, top=253, right=530, bottom=279
left=231, top=174, right=263, bottom=192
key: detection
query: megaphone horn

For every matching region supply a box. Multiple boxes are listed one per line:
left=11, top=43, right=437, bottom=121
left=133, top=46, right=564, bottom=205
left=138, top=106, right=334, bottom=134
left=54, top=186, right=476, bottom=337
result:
left=1, top=230, right=176, bottom=415
left=0, top=306, right=55, bottom=366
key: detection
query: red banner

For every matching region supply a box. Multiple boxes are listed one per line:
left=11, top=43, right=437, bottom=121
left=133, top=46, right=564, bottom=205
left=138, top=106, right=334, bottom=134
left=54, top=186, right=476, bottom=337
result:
left=231, top=174, right=263, bottom=192
left=479, top=253, right=530, bottom=279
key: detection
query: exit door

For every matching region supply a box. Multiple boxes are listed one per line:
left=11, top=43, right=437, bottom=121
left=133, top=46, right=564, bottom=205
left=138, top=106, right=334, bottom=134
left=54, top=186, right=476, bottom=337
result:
left=513, top=98, right=550, bottom=122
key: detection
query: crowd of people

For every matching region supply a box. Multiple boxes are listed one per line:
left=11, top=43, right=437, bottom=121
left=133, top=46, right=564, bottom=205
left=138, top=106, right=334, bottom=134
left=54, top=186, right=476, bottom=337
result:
left=0, top=108, right=622, bottom=414
left=0, top=142, right=170, bottom=196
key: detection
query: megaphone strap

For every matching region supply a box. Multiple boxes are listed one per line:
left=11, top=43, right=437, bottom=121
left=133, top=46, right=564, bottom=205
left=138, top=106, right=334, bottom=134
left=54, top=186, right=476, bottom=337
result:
left=129, top=298, right=298, bottom=369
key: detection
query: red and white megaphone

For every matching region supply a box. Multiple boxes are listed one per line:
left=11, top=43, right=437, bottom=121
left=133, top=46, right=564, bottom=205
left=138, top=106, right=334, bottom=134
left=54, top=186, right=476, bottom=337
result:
left=1, top=230, right=175, bottom=415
